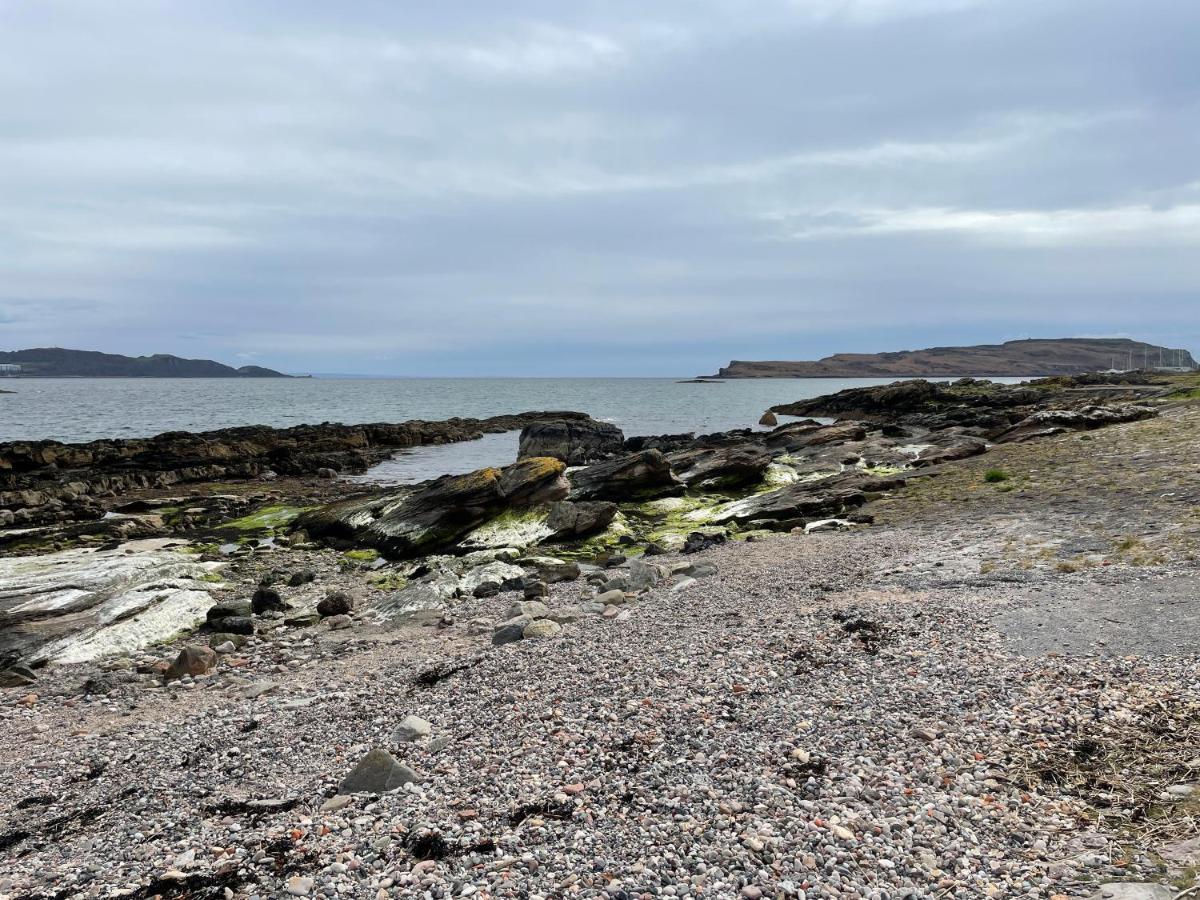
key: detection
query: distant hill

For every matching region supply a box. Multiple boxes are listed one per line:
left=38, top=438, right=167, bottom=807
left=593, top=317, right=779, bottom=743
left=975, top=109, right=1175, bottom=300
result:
left=709, top=338, right=1197, bottom=378
left=0, top=348, right=290, bottom=378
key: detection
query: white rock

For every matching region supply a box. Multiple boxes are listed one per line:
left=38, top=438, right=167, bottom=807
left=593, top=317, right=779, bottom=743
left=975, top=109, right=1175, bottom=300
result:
left=391, top=715, right=433, bottom=743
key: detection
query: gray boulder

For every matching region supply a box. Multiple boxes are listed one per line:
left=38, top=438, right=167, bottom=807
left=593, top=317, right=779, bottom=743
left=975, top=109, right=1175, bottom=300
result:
left=376, top=579, right=455, bottom=626
left=913, top=434, right=987, bottom=466
left=493, top=617, right=531, bottom=645
left=1086, top=886, right=1175, bottom=900
left=339, top=748, right=420, bottom=793
left=506, top=599, right=549, bottom=619
left=459, top=561, right=526, bottom=598
left=544, top=500, right=618, bottom=540
left=519, top=556, right=581, bottom=583
left=993, top=404, right=1157, bottom=444
left=523, top=619, right=562, bottom=639
left=628, top=559, right=669, bottom=592
left=391, top=715, right=432, bottom=743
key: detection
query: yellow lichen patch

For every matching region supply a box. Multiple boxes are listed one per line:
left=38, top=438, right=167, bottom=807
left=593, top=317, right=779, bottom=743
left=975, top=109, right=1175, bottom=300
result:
left=513, top=456, right=566, bottom=479
left=449, top=467, right=502, bottom=490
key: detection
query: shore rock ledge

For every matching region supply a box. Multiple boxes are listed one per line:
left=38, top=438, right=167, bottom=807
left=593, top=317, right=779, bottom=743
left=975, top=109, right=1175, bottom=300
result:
left=297, top=457, right=569, bottom=559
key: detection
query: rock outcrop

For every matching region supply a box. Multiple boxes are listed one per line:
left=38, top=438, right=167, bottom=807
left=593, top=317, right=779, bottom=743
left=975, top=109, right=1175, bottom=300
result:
left=568, top=450, right=684, bottom=501
left=771, top=377, right=1164, bottom=435
left=0, top=411, right=593, bottom=529
left=545, top=500, right=619, bottom=540
left=518, top=418, right=624, bottom=465
left=0, top=538, right=225, bottom=667
left=666, top=444, right=772, bottom=488
left=764, top=421, right=867, bottom=452
left=710, top=472, right=904, bottom=527
left=992, top=405, right=1158, bottom=444
left=297, top=457, right=569, bottom=559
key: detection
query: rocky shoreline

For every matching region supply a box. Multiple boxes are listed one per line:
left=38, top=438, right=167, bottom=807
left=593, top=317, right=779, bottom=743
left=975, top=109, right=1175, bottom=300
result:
left=0, top=412, right=591, bottom=530
left=2, top=373, right=1199, bottom=899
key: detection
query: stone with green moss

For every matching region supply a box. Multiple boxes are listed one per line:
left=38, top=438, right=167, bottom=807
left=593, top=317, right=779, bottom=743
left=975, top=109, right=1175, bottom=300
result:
left=221, top=504, right=311, bottom=534
left=459, top=509, right=554, bottom=551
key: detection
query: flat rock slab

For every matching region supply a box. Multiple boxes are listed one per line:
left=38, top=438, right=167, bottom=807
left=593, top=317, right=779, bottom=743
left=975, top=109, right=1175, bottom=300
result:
left=0, top=539, right=225, bottom=665
left=994, top=575, right=1200, bottom=656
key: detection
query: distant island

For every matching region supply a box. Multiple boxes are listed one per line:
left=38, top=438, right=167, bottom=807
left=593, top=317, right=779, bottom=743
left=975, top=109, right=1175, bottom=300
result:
left=0, top=348, right=290, bottom=378
left=708, top=338, right=1197, bottom=378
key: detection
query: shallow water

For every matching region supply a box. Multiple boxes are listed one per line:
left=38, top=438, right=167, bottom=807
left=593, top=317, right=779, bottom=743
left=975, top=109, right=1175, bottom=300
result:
left=0, top=375, right=1026, bottom=483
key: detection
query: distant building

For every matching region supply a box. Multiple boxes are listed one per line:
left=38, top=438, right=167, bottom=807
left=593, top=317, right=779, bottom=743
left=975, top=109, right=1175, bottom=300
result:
left=0, top=363, right=21, bottom=375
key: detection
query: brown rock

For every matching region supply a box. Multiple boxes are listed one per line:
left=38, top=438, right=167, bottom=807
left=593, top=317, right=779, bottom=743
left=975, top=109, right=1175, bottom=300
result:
left=165, top=645, right=217, bottom=680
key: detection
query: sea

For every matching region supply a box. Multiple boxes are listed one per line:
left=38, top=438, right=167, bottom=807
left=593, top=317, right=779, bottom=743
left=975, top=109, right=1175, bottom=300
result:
left=0, top=376, right=1026, bottom=484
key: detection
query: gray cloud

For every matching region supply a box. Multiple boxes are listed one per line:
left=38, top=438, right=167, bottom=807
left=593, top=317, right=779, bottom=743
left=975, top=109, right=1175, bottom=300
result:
left=1, top=0, right=1197, bottom=374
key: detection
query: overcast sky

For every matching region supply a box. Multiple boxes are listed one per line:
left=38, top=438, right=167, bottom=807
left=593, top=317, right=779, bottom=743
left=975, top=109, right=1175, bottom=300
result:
left=2, top=0, right=1198, bottom=375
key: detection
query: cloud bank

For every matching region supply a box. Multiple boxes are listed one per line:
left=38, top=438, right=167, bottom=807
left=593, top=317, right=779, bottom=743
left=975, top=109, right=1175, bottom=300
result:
left=1, top=0, right=1197, bottom=374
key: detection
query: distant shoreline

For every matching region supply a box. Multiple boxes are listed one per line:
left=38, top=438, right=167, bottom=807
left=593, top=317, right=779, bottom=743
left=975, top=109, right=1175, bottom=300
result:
left=0, top=374, right=310, bottom=379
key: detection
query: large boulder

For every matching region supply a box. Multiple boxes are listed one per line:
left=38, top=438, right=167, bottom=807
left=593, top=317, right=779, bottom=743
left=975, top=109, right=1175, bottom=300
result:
left=297, top=457, right=568, bottom=559
left=568, top=451, right=684, bottom=502
left=518, top=419, right=625, bottom=465
left=544, top=500, right=618, bottom=540
left=667, top=443, right=772, bottom=488
left=518, top=556, right=581, bottom=583
left=374, top=575, right=458, bottom=626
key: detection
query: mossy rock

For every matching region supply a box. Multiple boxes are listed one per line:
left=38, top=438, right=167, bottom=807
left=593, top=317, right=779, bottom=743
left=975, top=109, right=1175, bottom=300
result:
left=221, top=504, right=312, bottom=534
left=459, top=509, right=554, bottom=551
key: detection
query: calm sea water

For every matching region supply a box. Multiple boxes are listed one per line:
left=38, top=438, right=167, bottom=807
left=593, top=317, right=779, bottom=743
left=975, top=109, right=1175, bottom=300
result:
left=0, top=376, right=1024, bottom=483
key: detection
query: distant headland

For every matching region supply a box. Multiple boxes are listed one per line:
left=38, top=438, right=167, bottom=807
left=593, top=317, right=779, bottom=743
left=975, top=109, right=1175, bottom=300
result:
left=707, top=338, right=1197, bottom=379
left=0, top=347, right=290, bottom=378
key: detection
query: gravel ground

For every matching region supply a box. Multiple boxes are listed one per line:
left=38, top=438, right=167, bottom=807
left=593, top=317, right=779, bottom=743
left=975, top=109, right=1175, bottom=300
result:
left=3, top=524, right=1199, bottom=900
